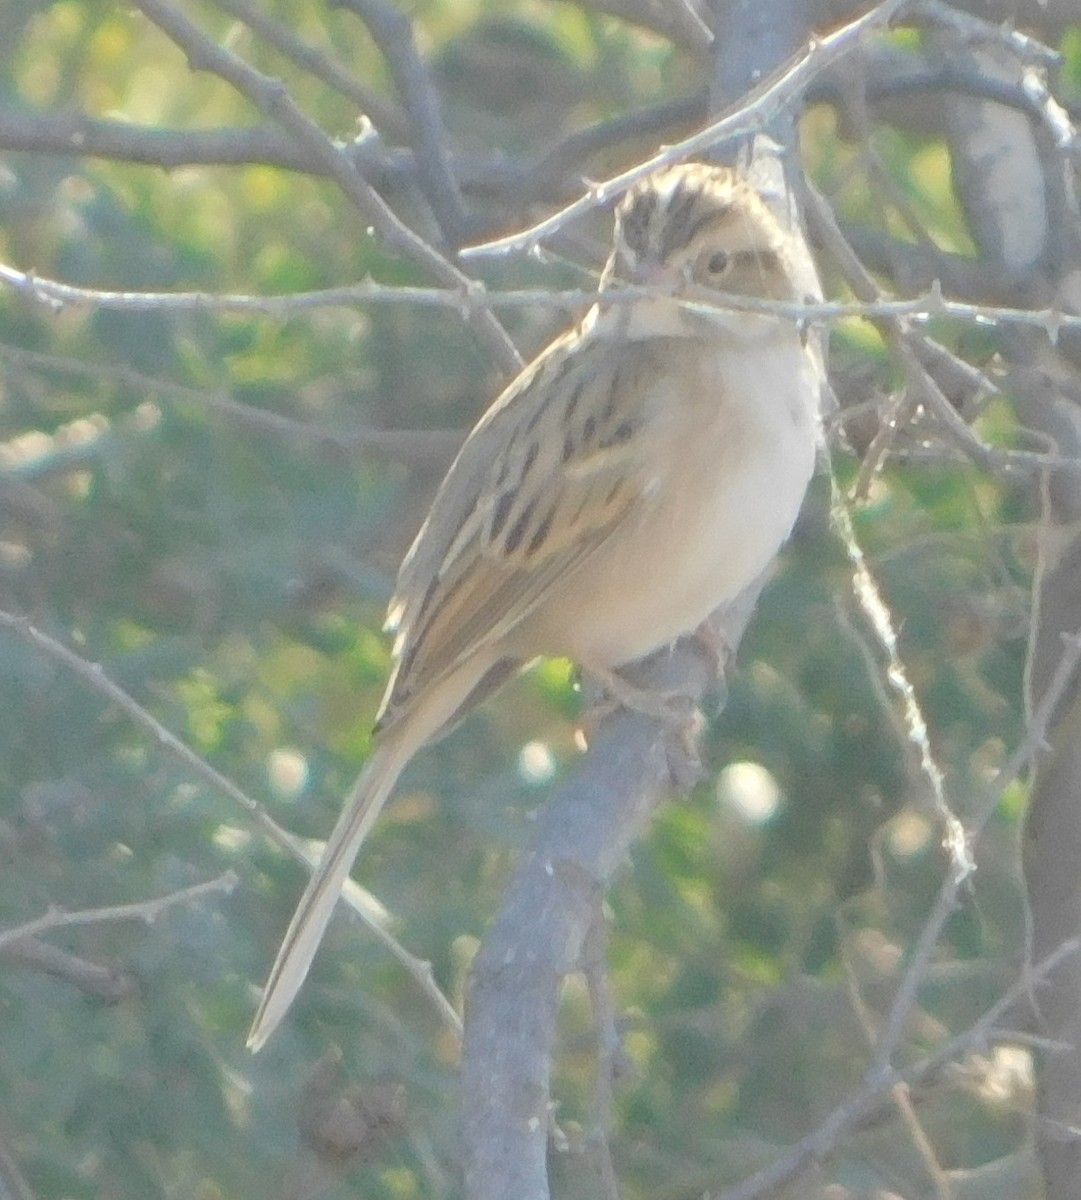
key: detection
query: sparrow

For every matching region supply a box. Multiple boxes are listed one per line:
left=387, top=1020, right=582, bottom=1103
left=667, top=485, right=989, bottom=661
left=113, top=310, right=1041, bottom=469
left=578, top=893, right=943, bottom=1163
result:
left=248, top=162, right=823, bottom=1050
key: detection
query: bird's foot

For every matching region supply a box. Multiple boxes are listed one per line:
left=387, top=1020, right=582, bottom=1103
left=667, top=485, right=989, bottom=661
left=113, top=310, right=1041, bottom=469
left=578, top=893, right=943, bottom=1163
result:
left=690, top=618, right=732, bottom=680
left=582, top=662, right=695, bottom=724
left=578, top=662, right=706, bottom=789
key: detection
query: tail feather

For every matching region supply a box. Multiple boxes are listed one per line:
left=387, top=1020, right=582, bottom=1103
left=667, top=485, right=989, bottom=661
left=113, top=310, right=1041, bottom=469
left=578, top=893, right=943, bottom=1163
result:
left=247, top=729, right=415, bottom=1051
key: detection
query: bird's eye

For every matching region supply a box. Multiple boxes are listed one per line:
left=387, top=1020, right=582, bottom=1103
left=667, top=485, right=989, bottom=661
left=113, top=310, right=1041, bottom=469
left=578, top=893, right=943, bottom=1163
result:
left=705, top=250, right=730, bottom=276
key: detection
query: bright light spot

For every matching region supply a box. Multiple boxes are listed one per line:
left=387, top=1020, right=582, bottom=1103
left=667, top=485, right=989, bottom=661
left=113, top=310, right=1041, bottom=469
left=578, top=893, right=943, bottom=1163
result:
left=340, top=876, right=390, bottom=926
left=0, top=429, right=50, bottom=467
left=59, top=415, right=108, bottom=447
left=213, top=823, right=251, bottom=851
left=133, top=402, right=161, bottom=431
left=887, top=811, right=932, bottom=858
left=519, top=740, right=556, bottom=784
left=0, top=541, right=30, bottom=567
left=977, top=1045, right=1033, bottom=1103
left=0, top=414, right=110, bottom=472
left=267, top=747, right=309, bottom=798
left=717, top=761, right=781, bottom=824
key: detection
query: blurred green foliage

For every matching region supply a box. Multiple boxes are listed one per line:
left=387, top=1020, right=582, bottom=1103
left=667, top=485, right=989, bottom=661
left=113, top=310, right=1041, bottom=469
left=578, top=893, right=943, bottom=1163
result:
left=1, top=2, right=1077, bottom=1197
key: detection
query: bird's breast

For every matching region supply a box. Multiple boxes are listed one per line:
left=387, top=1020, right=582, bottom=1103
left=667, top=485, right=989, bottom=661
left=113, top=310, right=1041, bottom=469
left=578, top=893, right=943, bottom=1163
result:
left=550, top=331, right=820, bottom=667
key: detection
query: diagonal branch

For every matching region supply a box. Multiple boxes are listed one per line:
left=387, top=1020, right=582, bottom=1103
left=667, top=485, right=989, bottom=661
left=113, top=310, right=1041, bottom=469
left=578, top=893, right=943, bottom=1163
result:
left=462, top=582, right=763, bottom=1200
left=0, top=938, right=139, bottom=1002
left=208, top=0, right=409, bottom=138
left=0, top=610, right=461, bottom=1037
left=462, top=0, right=910, bottom=260
left=714, top=934, right=1081, bottom=1200
left=0, top=344, right=463, bottom=466
left=0, top=872, right=238, bottom=951
left=129, top=0, right=520, bottom=375
left=330, top=0, right=469, bottom=243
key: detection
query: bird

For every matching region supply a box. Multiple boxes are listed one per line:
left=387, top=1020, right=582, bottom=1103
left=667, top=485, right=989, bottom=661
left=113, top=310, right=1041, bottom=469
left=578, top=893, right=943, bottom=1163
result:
left=248, top=161, right=823, bottom=1050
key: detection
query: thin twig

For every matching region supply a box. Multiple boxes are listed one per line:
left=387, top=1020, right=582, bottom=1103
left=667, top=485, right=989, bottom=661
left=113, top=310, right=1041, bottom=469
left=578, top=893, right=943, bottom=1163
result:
left=825, top=476, right=1075, bottom=1137
left=0, top=107, right=540, bottom=200
left=4, top=55, right=1073, bottom=191
left=580, top=0, right=713, bottom=52
left=0, top=344, right=463, bottom=466
left=7, top=256, right=1081, bottom=333
left=912, top=0, right=1062, bottom=64
left=207, top=0, right=409, bottom=138
left=461, top=0, right=910, bottom=259
left=526, top=93, right=705, bottom=190
left=714, top=936, right=1081, bottom=1200
left=0, top=610, right=462, bottom=1037
left=129, top=0, right=519, bottom=375
left=802, top=183, right=1007, bottom=491
left=0, top=872, right=238, bottom=951
left=839, top=916, right=952, bottom=1199
left=831, top=470, right=968, bottom=874
left=330, top=0, right=468, bottom=243
left=0, top=937, right=138, bottom=1002
left=983, top=631, right=1081, bottom=831
left=869, top=629, right=1081, bottom=1078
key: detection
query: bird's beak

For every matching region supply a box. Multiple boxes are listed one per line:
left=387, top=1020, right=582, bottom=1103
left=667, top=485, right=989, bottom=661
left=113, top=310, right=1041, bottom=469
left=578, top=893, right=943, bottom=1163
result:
left=631, top=260, right=683, bottom=291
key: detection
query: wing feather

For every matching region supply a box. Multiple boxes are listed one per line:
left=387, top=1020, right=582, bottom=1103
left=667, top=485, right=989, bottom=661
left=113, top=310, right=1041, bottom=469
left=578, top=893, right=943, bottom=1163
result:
left=376, top=325, right=659, bottom=731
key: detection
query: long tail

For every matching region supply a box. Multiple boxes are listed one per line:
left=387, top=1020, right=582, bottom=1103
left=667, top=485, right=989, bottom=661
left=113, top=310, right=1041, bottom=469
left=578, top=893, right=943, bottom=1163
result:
left=247, top=724, right=417, bottom=1051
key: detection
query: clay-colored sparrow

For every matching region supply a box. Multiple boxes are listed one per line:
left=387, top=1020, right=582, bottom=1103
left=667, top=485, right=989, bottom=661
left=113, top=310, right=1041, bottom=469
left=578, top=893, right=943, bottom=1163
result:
left=249, top=163, right=823, bottom=1049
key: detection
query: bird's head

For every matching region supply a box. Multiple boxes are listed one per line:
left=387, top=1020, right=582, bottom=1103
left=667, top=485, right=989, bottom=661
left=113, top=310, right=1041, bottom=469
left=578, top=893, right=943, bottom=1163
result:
left=607, top=163, right=800, bottom=303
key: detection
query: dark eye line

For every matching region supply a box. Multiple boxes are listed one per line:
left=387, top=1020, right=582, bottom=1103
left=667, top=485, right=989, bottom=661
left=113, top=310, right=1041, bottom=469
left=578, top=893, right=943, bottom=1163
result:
left=731, top=248, right=780, bottom=268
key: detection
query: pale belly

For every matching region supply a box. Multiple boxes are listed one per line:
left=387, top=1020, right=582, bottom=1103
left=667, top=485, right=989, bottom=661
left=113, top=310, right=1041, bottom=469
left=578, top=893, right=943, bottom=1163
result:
left=540, top=335, right=819, bottom=667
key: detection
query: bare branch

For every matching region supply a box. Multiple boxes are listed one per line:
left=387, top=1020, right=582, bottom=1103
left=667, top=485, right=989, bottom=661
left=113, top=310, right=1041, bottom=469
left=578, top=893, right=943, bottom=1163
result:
left=9, top=256, right=1081, bottom=337
left=913, top=0, right=1062, bottom=63
left=462, top=706, right=674, bottom=1200
left=525, top=93, right=705, bottom=192
left=462, top=579, right=763, bottom=1200
left=0, top=610, right=461, bottom=1038
left=0, top=872, right=238, bottom=951
left=3, top=55, right=1073, bottom=192
left=0, top=938, right=139, bottom=1003
left=713, top=937, right=1081, bottom=1200
left=128, top=0, right=520, bottom=375
left=462, top=0, right=909, bottom=259
left=832, top=486, right=1081, bottom=1079
left=564, top=0, right=713, bottom=53
left=581, top=915, right=623, bottom=1200
left=330, top=0, right=468, bottom=243
left=0, top=344, right=463, bottom=467
left=208, top=0, right=409, bottom=138
left=0, top=108, right=316, bottom=170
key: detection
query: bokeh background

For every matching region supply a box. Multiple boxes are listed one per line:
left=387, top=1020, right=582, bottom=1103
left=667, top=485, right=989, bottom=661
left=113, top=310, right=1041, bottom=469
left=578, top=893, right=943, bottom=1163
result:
left=2, top=1, right=1080, bottom=1197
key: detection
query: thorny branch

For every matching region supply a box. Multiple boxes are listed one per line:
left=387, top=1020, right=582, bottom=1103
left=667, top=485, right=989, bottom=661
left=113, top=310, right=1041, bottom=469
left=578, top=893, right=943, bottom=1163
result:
left=461, top=0, right=912, bottom=259
left=0, top=872, right=238, bottom=952
left=0, top=610, right=461, bottom=1037
left=8, top=257, right=1081, bottom=340
left=329, top=0, right=469, bottom=242
left=0, top=344, right=464, bottom=467
left=208, top=0, right=409, bottom=137
left=713, top=936, right=1081, bottom=1200
left=128, top=0, right=521, bottom=375
left=4, top=1, right=1080, bottom=1196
